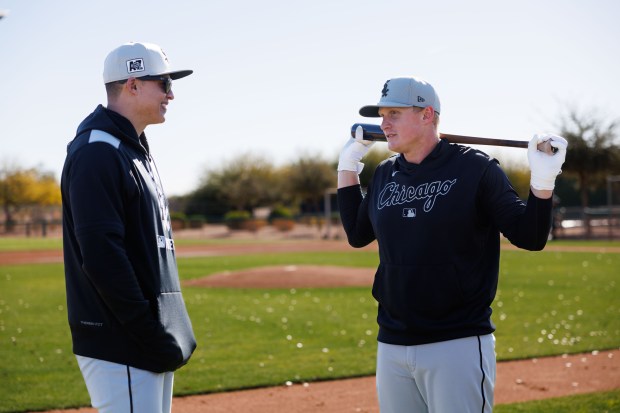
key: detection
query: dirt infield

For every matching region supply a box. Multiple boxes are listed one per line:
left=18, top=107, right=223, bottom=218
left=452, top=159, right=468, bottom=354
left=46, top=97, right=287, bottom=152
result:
left=184, top=264, right=376, bottom=289
left=5, top=236, right=619, bottom=412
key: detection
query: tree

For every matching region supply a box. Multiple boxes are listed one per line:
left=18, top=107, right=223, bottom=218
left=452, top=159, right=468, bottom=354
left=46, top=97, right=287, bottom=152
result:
left=179, top=184, right=230, bottom=222
left=193, top=153, right=280, bottom=214
left=0, top=161, right=61, bottom=231
left=557, top=108, right=620, bottom=209
left=555, top=107, right=620, bottom=237
left=283, top=154, right=336, bottom=214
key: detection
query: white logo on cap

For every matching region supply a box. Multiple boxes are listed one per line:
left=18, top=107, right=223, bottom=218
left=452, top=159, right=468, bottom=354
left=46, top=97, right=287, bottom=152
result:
left=160, top=49, right=170, bottom=63
left=126, top=58, right=145, bottom=74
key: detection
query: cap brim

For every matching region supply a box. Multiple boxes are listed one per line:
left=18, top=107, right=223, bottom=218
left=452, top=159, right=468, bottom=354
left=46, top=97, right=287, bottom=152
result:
left=167, top=70, right=193, bottom=80
left=359, top=102, right=412, bottom=117
left=359, top=106, right=380, bottom=117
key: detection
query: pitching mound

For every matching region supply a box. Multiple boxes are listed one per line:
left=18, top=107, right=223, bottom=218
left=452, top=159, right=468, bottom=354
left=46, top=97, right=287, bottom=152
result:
left=184, top=265, right=376, bottom=289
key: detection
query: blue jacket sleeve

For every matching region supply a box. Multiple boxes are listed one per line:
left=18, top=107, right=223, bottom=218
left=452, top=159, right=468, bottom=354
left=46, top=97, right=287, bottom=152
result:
left=337, top=185, right=376, bottom=248
left=478, top=161, right=553, bottom=251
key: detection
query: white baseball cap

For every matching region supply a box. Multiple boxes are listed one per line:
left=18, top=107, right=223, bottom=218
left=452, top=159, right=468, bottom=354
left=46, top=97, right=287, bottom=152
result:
left=359, top=76, right=441, bottom=117
left=103, top=42, right=193, bottom=84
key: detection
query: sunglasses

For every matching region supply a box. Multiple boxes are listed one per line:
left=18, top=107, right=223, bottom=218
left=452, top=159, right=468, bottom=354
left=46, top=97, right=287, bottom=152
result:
left=117, top=76, right=172, bottom=94
left=139, top=75, right=173, bottom=94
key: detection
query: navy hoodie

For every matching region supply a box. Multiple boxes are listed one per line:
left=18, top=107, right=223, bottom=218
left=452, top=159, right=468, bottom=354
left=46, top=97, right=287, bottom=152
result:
left=338, top=140, right=552, bottom=345
left=61, top=105, right=196, bottom=373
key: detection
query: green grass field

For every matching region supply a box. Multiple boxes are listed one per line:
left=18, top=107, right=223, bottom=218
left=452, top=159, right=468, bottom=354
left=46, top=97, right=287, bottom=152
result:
left=496, top=390, right=620, bottom=412
left=0, top=239, right=618, bottom=412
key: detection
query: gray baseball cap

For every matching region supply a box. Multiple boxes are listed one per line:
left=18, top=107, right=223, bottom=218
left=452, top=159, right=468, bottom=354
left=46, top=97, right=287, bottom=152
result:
left=103, top=42, right=193, bottom=84
left=359, top=76, right=441, bottom=117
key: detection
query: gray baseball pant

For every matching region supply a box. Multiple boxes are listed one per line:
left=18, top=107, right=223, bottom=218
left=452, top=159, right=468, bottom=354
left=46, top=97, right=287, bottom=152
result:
left=376, top=334, right=496, bottom=412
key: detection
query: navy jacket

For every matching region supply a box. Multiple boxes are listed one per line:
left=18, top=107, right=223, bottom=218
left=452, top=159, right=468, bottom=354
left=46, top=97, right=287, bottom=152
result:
left=61, top=105, right=196, bottom=373
left=338, top=140, right=552, bottom=345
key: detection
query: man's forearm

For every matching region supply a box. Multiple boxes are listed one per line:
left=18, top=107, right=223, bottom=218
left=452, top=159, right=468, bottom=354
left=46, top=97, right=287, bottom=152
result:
left=530, top=187, right=553, bottom=200
left=338, top=170, right=360, bottom=188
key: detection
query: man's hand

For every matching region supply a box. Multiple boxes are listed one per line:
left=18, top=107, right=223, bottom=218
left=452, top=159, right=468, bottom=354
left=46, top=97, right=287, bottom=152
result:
left=337, top=126, right=375, bottom=174
left=528, top=133, right=568, bottom=191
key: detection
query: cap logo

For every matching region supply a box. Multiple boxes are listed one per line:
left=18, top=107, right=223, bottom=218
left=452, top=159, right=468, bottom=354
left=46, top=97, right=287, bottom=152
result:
left=126, top=58, right=145, bottom=74
left=417, top=96, right=425, bottom=103
left=160, top=49, right=170, bottom=64
left=381, top=80, right=390, bottom=97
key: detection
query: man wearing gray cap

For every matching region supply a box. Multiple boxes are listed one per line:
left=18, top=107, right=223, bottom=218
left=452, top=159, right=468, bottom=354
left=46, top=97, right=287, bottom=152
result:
left=337, top=76, right=567, bottom=412
left=61, top=42, right=196, bottom=413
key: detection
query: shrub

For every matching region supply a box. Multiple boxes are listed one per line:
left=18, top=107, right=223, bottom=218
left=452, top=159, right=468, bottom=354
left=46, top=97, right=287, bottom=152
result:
left=170, top=211, right=187, bottom=230
left=188, top=215, right=206, bottom=229
left=268, top=206, right=293, bottom=221
left=224, top=210, right=251, bottom=230
left=268, top=206, right=295, bottom=232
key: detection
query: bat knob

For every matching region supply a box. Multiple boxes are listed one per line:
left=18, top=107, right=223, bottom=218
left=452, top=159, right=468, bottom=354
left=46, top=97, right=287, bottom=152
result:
left=355, top=125, right=364, bottom=141
left=537, top=140, right=559, bottom=156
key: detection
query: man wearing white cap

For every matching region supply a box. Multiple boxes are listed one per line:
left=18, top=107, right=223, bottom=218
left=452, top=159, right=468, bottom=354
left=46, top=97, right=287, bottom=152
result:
left=337, top=76, right=567, bottom=412
left=61, top=42, right=196, bottom=413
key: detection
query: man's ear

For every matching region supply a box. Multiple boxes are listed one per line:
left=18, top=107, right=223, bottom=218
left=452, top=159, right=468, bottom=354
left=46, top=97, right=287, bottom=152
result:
left=125, top=77, right=139, bottom=95
left=422, top=106, right=435, bottom=122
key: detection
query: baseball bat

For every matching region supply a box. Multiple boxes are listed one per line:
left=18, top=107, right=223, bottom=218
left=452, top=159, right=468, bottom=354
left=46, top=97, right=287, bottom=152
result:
left=351, top=123, right=558, bottom=153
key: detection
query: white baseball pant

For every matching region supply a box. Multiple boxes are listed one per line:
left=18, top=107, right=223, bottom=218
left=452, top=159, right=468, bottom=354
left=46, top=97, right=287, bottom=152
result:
left=76, top=355, right=174, bottom=413
left=376, top=334, right=496, bottom=413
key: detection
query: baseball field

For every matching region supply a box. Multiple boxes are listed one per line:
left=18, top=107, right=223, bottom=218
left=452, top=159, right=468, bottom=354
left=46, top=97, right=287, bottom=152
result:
left=0, top=232, right=618, bottom=412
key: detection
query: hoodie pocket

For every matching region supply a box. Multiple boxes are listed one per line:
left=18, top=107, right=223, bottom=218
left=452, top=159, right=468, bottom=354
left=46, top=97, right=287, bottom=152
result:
left=372, top=263, right=462, bottom=323
left=157, top=292, right=197, bottom=368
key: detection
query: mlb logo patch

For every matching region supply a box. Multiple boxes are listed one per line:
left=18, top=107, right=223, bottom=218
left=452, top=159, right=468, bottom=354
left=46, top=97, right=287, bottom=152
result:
left=402, top=208, right=416, bottom=218
left=126, top=58, right=145, bottom=74
left=157, top=235, right=166, bottom=248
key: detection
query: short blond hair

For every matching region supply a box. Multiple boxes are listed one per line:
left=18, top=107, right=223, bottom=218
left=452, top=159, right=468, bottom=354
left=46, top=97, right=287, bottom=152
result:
left=105, top=81, right=125, bottom=101
left=413, top=106, right=440, bottom=127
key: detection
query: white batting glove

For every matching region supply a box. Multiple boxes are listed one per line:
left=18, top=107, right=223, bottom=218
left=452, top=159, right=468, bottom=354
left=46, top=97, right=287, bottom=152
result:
left=337, top=126, right=375, bottom=174
left=528, top=133, right=568, bottom=190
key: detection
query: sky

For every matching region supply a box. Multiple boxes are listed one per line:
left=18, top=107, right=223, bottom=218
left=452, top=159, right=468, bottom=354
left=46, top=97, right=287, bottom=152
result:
left=1, top=0, right=619, bottom=196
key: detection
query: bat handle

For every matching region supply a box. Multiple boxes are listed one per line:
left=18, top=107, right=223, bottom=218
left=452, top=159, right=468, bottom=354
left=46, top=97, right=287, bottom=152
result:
left=537, top=140, right=559, bottom=155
